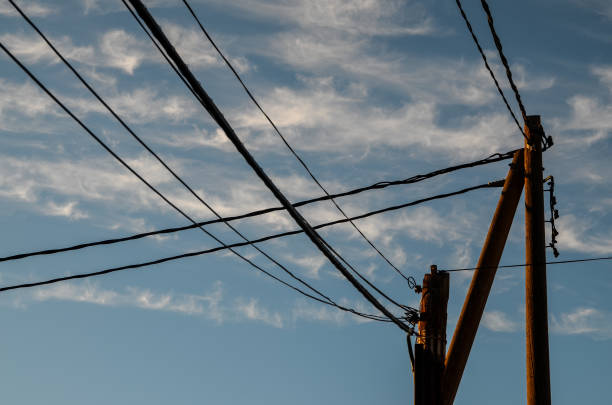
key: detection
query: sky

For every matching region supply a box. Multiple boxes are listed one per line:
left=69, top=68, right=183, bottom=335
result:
left=0, top=0, right=611, bottom=404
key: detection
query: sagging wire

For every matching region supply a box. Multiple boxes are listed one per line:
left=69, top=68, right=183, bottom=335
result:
left=544, top=175, right=560, bottom=257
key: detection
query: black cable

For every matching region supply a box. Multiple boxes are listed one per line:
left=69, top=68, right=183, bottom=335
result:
left=321, top=238, right=410, bottom=312
left=0, top=38, right=366, bottom=320
left=454, top=0, right=527, bottom=141
left=478, top=0, right=528, bottom=123
left=441, top=256, right=612, bottom=272
left=0, top=236, right=390, bottom=322
left=1, top=180, right=505, bottom=267
left=128, top=0, right=413, bottom=312
left=0, top=181, right=508, bottom=308
left=126, top=0, right=412, bottom=333
left=2, top=145, right=517, bottom=264
left=180, top=0, right=416, bottom=289
left=8, top=0, right=345, bottom=314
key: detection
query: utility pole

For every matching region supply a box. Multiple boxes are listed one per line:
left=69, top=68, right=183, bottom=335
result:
left=524, top=115, right=552, bottom=405
left=442, top=150, right=524, bottom=405
left=414, top=265, right=449, bottom=405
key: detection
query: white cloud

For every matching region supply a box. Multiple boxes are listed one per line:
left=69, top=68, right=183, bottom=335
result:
left=34, top=281, right=225, bottom=321
left=0, top=33, right=94, bottom=65
left=0, top=1, right=53, bottom=17
left=215, top=0, right=433, bottom=37
left=592, top=66, right=612, bottom=91
left=0, top=79, right=62, bottom=133
left=235, top=298, right=284, bottom=328
left=555, top=65, right=612, bottom=146
left=42, top=200, right=89, bottom=220
left=21, top=280, right=396, bottom=328
left=282, top=254, right=326, bottom=279
left=231, top=76, right=519, bottom=159
left=0, top=26, right=225, bottom=76
left=482, top=310, right=519, bottom=332
left=551, top=307, right=612, bottom=340
left=556, top=214, right=612, bottom=255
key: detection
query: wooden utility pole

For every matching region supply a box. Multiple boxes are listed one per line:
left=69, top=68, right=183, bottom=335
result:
left=441, top=150, right=525, bottom=405
left=414, top=265, right=449, bottom=405
left=524, top=115, right=551, bottom=405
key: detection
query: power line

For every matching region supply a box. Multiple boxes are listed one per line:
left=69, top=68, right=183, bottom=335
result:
left=441, top=256, right=612, bottom=272
left=124, top=0, right=412, bottom=321
left=1, top=179, right=504, bottom=267
left=478, top=0, right=528, bottom=123
left=0, top=181, right=509, bottom=307
left=125, top=0, right=412, bottom=333
left=0, top=38, right=360, bottom=321
left=1, top=142, right=516, bottom=265
left=7, top=0, right=372, bottom=314
left=454, top=0, right=527, bottom=141
left=0, top=238, right=393, bottom=323
left=180, top=0, right=416, bottom=289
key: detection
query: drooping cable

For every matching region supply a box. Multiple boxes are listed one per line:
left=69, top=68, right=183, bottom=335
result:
left=125, top=0, right=412, bottom=332
left=179, top=0, right=417, bottom=290
left=0, top=239, right=391, bottom=323
left=2, top=180, right=504, bottom=266
left=0, top=148, right=512, bottom=263
left=8, top=0, right=345, bottom=316
left=0, top=181, right=505, bottom=302
left=0, top=39, right=365, bottom=319
left=124, top=1, right=413, bottom=317
left=454, top=0, right=527, bottom=141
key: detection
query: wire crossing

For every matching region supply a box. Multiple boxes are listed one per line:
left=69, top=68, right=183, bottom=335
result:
left=0, top=182, right=506, bottom=298
left=7, top=0, right=390, bottom=314
left=0, top=38, right=366, bottom=321
left=125, top=0, right=413, bottom=333
left=0, top=179, right=504, bottom=264
left=123, top=0, right=412, bottom=317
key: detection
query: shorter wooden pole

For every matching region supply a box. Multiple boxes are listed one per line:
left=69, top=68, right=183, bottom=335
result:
left=414, top=265, right=449, bottom=405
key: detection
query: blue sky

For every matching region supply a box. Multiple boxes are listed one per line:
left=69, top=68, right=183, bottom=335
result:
left=0, top=0, right=611, bottom=403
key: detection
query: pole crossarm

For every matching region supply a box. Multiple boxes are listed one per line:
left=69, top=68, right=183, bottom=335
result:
left=441, top=150, right=525, bottom=405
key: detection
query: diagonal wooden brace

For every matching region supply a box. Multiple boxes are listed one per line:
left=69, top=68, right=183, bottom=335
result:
left=441, top=150, right=525, bottom=405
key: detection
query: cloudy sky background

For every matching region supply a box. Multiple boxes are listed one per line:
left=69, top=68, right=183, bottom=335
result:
left=1, top=0, right=611, bottom=404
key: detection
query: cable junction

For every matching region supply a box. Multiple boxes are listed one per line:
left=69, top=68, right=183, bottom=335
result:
left=180, top=0, right=416, bottom=291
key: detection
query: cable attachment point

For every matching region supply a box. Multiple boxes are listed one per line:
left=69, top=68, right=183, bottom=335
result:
left=544, top=175, right=560, bottom=257
left=404, top=307, right=420, bottom=326
left=407, top=276, right=422, bottom=293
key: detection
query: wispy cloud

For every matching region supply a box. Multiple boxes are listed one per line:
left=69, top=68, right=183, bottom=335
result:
left=214, top=0, right=433, bottom=37
left=33, top=281, right=225, bottom=320
left=551, top=307, right=612, bottom=340
left=0, top=1, right=53, bottom=17
left=556, top=214, right=612, bottom=255
left=235, top=298, right=284, bottom=328
left=0, top=25, right=224, bottom=76
left=482, top=310, right=520, bottom=332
